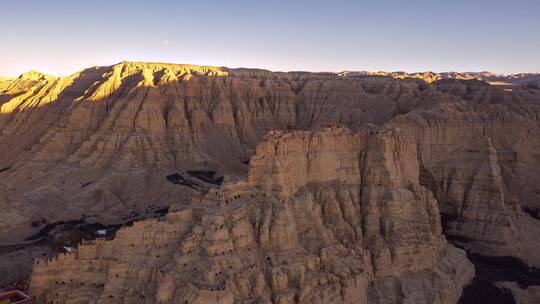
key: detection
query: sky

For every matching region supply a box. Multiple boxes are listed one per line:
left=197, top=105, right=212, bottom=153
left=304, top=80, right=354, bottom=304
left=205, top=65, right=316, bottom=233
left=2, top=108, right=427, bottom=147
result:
left=1, top=0, right=539, bottom=76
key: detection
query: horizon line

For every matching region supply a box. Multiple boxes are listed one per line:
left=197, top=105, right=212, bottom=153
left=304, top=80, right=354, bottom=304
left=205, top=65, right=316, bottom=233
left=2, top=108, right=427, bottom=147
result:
left=2, top=60, right=539, bottom=78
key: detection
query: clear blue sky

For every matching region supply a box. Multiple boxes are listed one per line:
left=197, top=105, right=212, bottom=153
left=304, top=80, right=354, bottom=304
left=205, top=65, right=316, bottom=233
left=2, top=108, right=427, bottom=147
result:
left=1, top=0, right=539, bottom=76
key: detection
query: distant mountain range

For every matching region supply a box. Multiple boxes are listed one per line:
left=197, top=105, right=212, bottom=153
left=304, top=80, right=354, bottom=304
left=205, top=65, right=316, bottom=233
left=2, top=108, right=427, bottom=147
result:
left=339, top=70, right=540, bottom=88
left=3, top=68, right=539, bottom=92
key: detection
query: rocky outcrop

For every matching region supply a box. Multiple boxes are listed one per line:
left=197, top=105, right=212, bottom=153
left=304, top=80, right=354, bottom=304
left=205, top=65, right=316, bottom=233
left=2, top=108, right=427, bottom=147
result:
left=387, top=101, right=540, bottom=265
left=29, top=126, right=474, bottom=303
left=0, top=62, right=458, bottom=287
left=0, top=77, right=15, bottom=91
left=0, top=62, right=454, bottom=247
left=2, top=62, right=540, bottom=301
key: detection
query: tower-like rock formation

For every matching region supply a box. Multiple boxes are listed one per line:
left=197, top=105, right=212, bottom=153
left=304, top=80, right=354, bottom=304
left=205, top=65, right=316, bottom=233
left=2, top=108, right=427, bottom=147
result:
left=387, top=101, right=540, bottom=265
left=30, top=126, right=474, bottom=303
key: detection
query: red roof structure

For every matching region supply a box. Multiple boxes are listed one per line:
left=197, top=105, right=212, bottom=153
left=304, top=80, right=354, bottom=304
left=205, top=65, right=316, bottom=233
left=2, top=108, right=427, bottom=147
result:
left=0, top=289, right=32, bottom=304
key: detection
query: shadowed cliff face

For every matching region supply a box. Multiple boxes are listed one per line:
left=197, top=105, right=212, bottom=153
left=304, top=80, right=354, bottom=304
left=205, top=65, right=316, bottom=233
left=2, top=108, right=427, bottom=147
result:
left=1, top=62, right=540, bottom=302
left=29, top=127, right=474, bottom=304
left=0, top=62, right=454, bottom=244
left=387, top=100, right=540, bottom=263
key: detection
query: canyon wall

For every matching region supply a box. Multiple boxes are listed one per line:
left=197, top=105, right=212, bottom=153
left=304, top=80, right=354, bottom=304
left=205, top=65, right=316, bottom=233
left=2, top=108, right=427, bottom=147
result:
left=1, top=62, right=540, bottom=301
left=387, top=99, right=540, bottom=266
left=30, top=127, right=474, bottom=304
left=0, top=62, right=446, bottom=245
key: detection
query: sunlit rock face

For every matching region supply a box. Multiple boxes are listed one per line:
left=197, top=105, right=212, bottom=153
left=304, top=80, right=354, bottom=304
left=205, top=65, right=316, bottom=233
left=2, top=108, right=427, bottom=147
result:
left=30, top=127, right=474, bottom=304
left=1, top=62, right=540, bottom=302
left=0, top=62, right=453, bottom=245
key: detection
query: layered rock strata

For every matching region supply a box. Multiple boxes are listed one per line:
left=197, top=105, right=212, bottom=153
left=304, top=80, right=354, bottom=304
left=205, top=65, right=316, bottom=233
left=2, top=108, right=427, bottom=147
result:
left=30, top=126, right=474, bottom=303
left=387, top=101, right=540, bottom=265
left=2, top=62, right=540, bottom=300
left=0, top=62, right=448, bottom=246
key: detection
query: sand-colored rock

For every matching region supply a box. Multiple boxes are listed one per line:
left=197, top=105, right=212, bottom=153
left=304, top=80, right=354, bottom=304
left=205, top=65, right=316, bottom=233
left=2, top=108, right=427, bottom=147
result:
left=0, top=62, right=454, bottom=247
left=29, top=126, right=474, bottom=303
left=2, top=62, right=540, bottom=301
left=386, top=100, right=540, bottom=265
left=0, top=76, right=15, bottom=91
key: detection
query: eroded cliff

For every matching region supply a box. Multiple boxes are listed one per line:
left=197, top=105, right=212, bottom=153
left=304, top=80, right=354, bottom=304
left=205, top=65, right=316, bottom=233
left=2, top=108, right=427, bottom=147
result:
left=1, top=62, right=540, bottom=302
left=0, top=62, right=446, bottom=245
left=30, top=126, right=474, bottom=304
left=0, top=62, right=460, bottom=285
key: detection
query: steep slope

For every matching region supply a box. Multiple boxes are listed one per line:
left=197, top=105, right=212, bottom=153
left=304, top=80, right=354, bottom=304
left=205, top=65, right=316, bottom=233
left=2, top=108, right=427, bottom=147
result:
left=0, top=62, right=451, bottom=245
left=30, top=126, right=474, bottom=304
left=432, top=78, right=540, bottom=104
left=387, top=101, right=540, bottom=264
left=1, top=62, right=540, bottom=302
left=386, top=99, right=540, bottom=302
left=0, top=76, right=15, bottom=91
left=0, top=62, right=461, bottom=286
